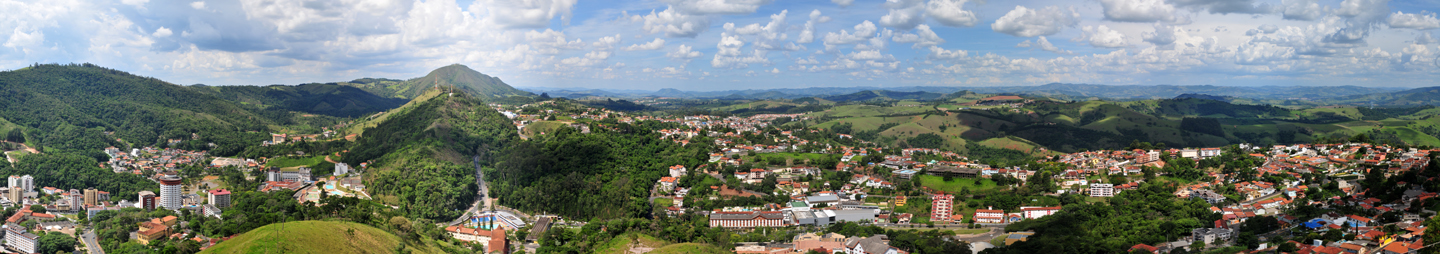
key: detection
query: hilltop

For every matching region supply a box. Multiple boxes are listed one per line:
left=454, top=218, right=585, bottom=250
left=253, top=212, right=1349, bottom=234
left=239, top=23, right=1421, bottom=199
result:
left=200, top=221, right=407, bottom=254
left=342, top=64, right=532, bottom=100
left=0, top=63, right=279, bottom=155
left=191, top=83, right=407, bottom=118
left=342, top=89, right=518, bottom=220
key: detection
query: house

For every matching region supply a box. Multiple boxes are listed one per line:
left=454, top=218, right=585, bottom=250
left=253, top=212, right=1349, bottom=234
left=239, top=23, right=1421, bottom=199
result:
left=657, top=177, right=677, bottom=191
left=202, top=204, right=222, bottom=219
left=1192, top=228, right=1232, bottom=245
left=444, top=226, right=509, bottom=253
left=1020, top=206, right=1061, bottom=219
left=1130, top=244, right=1159, bottom=253
left=668, top=165, right=687, bottom=178
left=1090, top=184, right=1115, bottom=197
left=844, top=235, right=902, bottom=254
left=1200, top=148, right=1222, bottom=158
left=1347, top=215, right=1372, bottom=228
left=975, top=207, right=1005, bottom=224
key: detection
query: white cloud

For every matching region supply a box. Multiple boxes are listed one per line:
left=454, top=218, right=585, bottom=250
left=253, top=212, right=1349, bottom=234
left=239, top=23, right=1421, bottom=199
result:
left=153, top=27, right=173, bottom=38
left=1142, top=24, right=1178, bottom=46
left=711, top=32, right=769, bottom=68
left=190, top=1, right=205, bottom=10
left=1078, top=25, right=1130, bottom=48
left=1244, top=24, right=1280, bottom=36
left=525, top=29, right=585, bottom=54
left=476, top=0, right=577, bottom=29
left=880, top=0, right=926, bottom=30
left=832, top=0, right=853, bottom=7
left=823, top=20, right=879, bottom=48
left=991, top=5, right=1079, bottom=37
left=1099, top=0, right=1178, bottom=23
left=1335, top=0, right=1390, bottom=25
left=926, top=0, right=979, bottom=27
left=594, top=34, right=621, bottom=50
left=1016, top=36, right=1071, bottom=54
left=1236, top=41, right=1294, bottom=65
left=926, top=45, right=967, bottom=60
left=666, top=0, right=772, bottom=15
left=1282, top=0, right=1324, bottom=21
left=121, top=0, right=148, bottom=6
left=637, top=8, right=711, bottom=38
left=1388, top=11, right=1440, bottom=30
left=797, top=10, right=826, bottom=44
left=667, top=44, right=704, bottom=59
left=769, top=68, right=780, bottom=74
left=623, top=38, right=666, bottom=51
left=892, top=24, right=945, bottom=48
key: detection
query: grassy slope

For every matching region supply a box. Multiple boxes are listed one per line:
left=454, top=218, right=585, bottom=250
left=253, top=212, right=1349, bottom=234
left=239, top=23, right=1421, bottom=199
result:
left=593, top=233, right=670, bottom=254
left=647, top=243, right=732, bottom=254
left=201, top=221, right=405, bottom=254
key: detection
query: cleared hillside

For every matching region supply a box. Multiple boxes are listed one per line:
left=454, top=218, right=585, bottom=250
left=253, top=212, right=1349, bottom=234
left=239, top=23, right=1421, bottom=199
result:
left=200, top=221, right=402, bottom=254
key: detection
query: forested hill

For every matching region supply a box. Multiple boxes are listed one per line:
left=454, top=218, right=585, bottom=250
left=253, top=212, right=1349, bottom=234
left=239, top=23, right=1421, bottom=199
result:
left=0, top=63, right=275, bottom=155
left=342, top=89, right=518, bottom=220
left=190, top=83, right=407, bottom=118
left=1319, top=86, right=1440, bottom=107
left=341, top=64, right=533, bottom=100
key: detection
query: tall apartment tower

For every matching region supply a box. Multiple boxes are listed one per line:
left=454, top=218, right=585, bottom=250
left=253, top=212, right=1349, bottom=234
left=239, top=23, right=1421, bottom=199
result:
left=158, top=172, right=183, bottom=210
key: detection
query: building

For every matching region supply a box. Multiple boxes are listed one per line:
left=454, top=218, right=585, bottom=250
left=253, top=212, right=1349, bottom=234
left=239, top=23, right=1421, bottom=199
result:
left=1191, top=228, right=1232, bottom=245
left=931, top=194, right=954, bottom=223
left=1190, top=189, right=1226, bottom=204
left=1200, top=148, right=1222, bottom=158
left=136, top=218, right=171, bottom=245
left=84, top=188, right=98, bottom=206
left=668, top=165, right=687, bottom=178
left=202, top=204, right=222, bottom=219
left=1180, top=149, right=1199, bottom=159
left=1020, top=206, right=1061, bottom=219
left=5, top=175, right=30, bottom=203
left=281, top=167, right=312, bottom=183
left=444, top=226, right=509, bottom=253
left=1091, top=184, right=1115, bottom=197
left=975, top=207, right=1005, bottom=224
left=158, top=172, right=183, bottom=210
left=658, top=177, right=677, bottom=191
left=4, top=223, right=37, bottom=254
left=207, top=189, right=231, bottom=208
left=844, top=235, right=902, bottom=254
left=68, top=189, right=82, bottom=211
left=333, top=163, right=351, bottom=176
left=97, top=190, right=109, bottom=202
left=709, top=211, right=787, bottom=228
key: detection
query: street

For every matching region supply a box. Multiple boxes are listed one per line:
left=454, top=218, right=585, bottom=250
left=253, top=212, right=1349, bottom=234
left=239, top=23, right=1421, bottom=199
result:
left=81, top=229, right=104, bottom=254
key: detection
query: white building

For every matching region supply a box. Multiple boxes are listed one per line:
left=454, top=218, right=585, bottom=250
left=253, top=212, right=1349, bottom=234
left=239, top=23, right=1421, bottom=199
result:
left=333, top=163, right=351, bottom=176
left=1020, top=206, right=1061, bottom=219
left=4, top=224, right=37, bottom=254
left=668, top=165, right=687, bottom=178
left=158, top=173, right=183, bottom=210
left=1090, top=184, right=1115, bottom=197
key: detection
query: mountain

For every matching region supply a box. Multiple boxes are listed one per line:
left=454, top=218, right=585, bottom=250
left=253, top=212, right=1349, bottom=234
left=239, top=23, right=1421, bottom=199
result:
left=200, top=221, right=414, bottom=254
left=524, top=84, right=1406, bottom=101
left=822, top=90, right=947, bottom=102
left=0, top=63, right=275, bottom=155
left=1319, top=86, right=1440, bottom=107
left=343, top=64, right=532, bottom=100
left=342, top=89, right=518, bottom=220
left=192, top=83, right=407, bottom=118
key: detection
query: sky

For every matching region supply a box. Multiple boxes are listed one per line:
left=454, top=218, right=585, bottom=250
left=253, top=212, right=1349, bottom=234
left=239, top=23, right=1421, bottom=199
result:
left=1, top=0, right=1439, bottom=91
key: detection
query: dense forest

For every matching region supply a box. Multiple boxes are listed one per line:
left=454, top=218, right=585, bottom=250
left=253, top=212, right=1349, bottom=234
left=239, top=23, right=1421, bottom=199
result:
left=191, top=83, right=407, bottom=118
left=343, top=91, right=517, bottom=220
left=489, top=119, right=713, bottom=220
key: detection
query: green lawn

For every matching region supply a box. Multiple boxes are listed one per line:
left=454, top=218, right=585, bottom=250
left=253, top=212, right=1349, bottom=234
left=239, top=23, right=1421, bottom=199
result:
left=653, top=198, right=674, bottom=207
left=201, top=221, right=402, bottom=254
left=265, top=155, right=326, bottom=168
left=918, top=175, right=999, bottom=194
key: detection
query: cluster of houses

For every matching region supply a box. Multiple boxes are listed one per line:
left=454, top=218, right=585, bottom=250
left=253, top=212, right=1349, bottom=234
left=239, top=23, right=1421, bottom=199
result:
left=103, top=146, right=208, bottom=174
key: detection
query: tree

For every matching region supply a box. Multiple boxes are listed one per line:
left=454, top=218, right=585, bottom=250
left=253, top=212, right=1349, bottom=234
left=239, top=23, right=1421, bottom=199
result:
left=37, top=232, right=78, bottom=254
left=1237, top=232, right=1259, bottom=249
left=1189, top=240, right=1204, bottom=252
left=29, top=205, right=45, bottom=214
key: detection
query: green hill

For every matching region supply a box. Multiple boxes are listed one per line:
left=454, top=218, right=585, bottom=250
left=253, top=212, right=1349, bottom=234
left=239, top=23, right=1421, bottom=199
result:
left=1321, top=86, right=1440, bottom=107
left=647, top=243, right=732, bottom=254
left=192, top=83, right=407, bottom=118
left=201, top=221, right=402, bottom=254
left=0, top=63, right=276, bottom=155
left=343, top=64, right=532, bottom=100
left=342, top=89, right=518, bottom=220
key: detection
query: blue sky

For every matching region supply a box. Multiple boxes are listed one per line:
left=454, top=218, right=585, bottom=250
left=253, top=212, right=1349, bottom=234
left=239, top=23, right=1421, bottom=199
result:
left=1, top=0, right=1438, bottom=91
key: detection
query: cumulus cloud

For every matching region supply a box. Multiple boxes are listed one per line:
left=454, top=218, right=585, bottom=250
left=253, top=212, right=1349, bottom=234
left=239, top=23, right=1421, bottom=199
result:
left=832, top=0, right=853, bottom=7
left=1245, top=24, right=1280, bottom=36
left=477, top=0, right=578, bottom=29
left=879, top=0, right=926, bottom=30
left=991, top=5, right=1079, bottom=37
left=1016, top=36, right=1071, bottom=54
left=525, top=29, right=585, bottom=54
left=1282, top=0, right=1324, bottom=21
left=1099, top=0, right=1178, bottom=23
left=926, top=0, right=979, bottom=27
left=667, top=44, right=705, bottom=59
left=666, top=0, right=772, bottom=15
left=1335, top=0, right=1391, bottom=25
left=1415, top=32, right=1439, bottom=45
left=711, top=33, right=769, bottom=68
left=1078, top=25, right=1130, bottom=48
left=823, top=20, right=879, bottom=48
left=1388, top=11, right=1440, bottom=30
left=926, top=45, right=967, bottom=60
left=623, top=38, right=665, bottom=51
left=892, top=24, right=945, bottom=48
left=593, top=34, right=621, bottom=50
left=153, top=27, right=173, bottom=37
left=636, top=8, right=711, bottom=38
left=190, top=1, right=206, bottom=10
left=1142, top=24, right=1178, bottom=46
left=1236, top=41, right=1294, bottom=65
left=797, top=10, right=828, bottom=44
left=1169, top=0, right=1275, bottom=14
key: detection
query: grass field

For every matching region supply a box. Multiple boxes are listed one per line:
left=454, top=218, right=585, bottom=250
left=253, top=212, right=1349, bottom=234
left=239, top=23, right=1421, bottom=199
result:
left=918, top=175, right=999, bottom=194
left=593, top=233, right=669, bottom=254
left=745, top=153, right=841, bottom=167
left=653, top=197, right=674, bottom=207
left=647, top=243, right=732, bottom=254
left=521, top=120, right=570, bottom=136
left=265, top=155, right=326, bottom=168
left=201, top=221, right=405, bottom=254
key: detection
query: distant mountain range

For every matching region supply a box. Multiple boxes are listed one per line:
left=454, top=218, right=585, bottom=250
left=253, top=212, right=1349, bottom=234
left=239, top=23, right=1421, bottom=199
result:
left=523, top=83, right=1414, bottom=103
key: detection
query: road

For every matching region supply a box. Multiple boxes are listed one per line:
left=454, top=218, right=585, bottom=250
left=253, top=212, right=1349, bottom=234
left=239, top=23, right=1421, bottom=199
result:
left=81, top=229, right=104, bottom=254
left=451, top=155, right=495, bottom=226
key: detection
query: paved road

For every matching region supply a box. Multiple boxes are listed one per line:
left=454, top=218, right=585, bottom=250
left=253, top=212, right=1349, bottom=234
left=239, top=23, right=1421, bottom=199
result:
left=451, top=156, right=491, bottom=226
left=82, top=229, right=104, bottom=254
